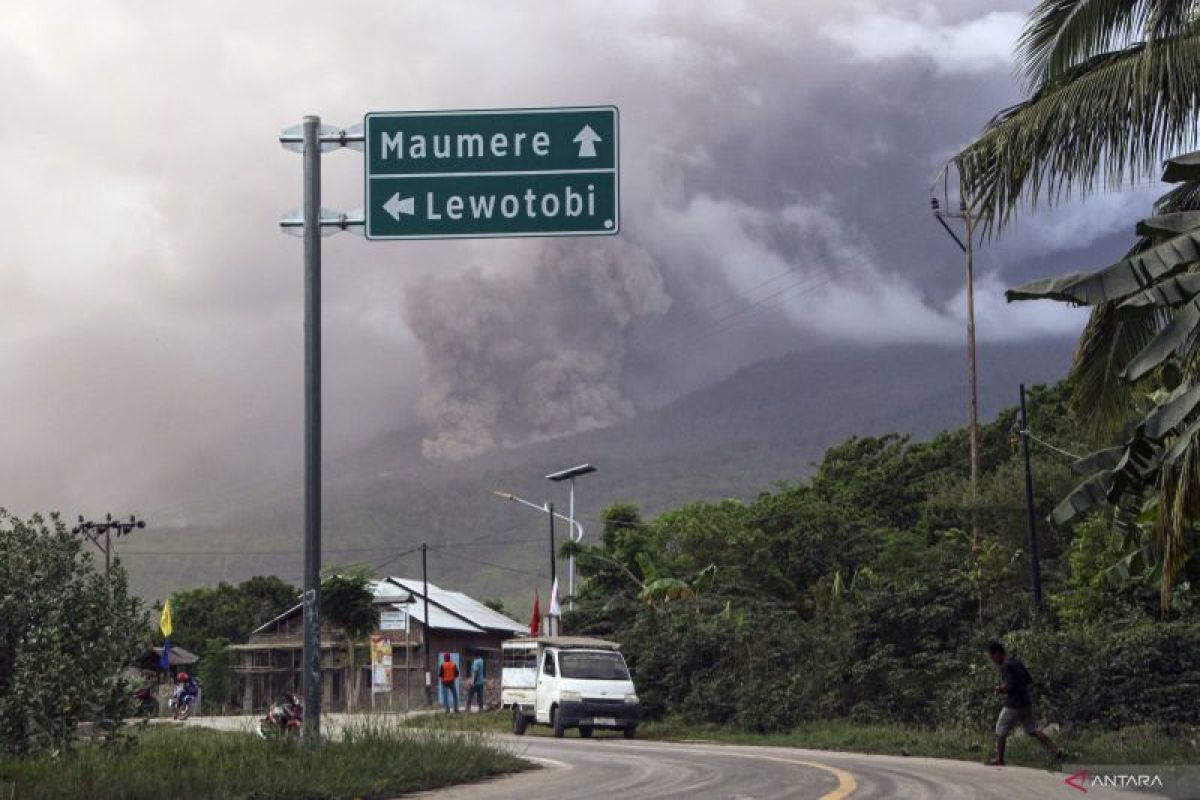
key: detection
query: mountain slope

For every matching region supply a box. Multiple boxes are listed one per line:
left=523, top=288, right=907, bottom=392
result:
left=124, top=337, right=1077, bottom=604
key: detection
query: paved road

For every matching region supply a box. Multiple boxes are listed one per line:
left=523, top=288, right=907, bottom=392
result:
left=412, top=734, right=1160, bottom=800
left=183, top=716, right=1160, bottom=799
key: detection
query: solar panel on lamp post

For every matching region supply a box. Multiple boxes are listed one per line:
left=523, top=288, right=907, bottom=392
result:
left=545, top=464, right=596, bottom=611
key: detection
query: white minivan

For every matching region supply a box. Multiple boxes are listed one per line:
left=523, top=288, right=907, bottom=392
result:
left=501, top=636, right=639, bottom=738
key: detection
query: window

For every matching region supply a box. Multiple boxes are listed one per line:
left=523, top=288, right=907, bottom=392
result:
left=542, top=652, right=556, bottom=677
left=503, top=649, right=538, bottom=669
left=559, top=651, right=629, bottom=681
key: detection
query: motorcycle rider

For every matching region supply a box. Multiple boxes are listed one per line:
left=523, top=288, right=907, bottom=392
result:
left=259, top=692, right=303, bottom=738
left=172, top=671, right=199, bottom=718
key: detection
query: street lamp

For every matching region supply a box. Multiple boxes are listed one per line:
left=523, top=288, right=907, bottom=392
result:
left=545, top=464, right=596, bottom=610
left=491, top=489, right=584, bottom=602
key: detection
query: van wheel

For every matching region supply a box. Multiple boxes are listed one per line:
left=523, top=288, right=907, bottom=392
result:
left=623, top=725, right=637, bottom=740
left=579, top=726, right=593, bottom=738
left=552, top=706, right=565, bottom=738
left=512, top=707, right=528, bottom=736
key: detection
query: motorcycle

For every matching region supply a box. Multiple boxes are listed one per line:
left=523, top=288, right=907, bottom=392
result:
left=257, top=693, right=303, bottom=739
left=169, top=687, right=197, bottom=720
left=131, top=685, right=159, bottom=718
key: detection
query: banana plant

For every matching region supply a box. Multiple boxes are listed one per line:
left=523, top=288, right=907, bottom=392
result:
left=1007, top=150, right=1200, bottom=609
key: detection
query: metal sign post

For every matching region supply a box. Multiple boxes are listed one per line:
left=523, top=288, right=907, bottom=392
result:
left=278, top=106, right=618, bottom=741
left=279, top=115, right=364, bottom=743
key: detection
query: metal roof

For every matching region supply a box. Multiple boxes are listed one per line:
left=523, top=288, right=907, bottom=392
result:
left=505, top=636, right=621, bottom=651
left=369, top=580, right=413, bottom=603
left=386, top=577, right=527, bottom=634
left=249, top=577, right=521, bottom=636
left=392, top=601, right=483, bottom=633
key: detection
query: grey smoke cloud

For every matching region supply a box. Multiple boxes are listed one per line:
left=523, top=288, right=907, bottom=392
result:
left=404, top=239, right=669, bottom=460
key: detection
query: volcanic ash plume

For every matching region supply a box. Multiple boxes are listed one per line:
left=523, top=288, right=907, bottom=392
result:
left=402, top=238, right=671, bottom=461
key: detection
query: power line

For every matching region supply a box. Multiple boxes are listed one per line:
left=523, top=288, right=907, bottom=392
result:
left=426, top=545, right=546, bottom=580
left=119, top=535, right=546, bottom=557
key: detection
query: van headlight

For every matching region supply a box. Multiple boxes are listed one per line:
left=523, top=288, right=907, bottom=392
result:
left=624, top=693, right=639, bottom=704
left=560, top=691, right=581, bottom=703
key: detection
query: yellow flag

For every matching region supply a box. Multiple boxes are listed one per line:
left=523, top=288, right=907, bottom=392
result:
left=160, top=599, right=173, bottom=638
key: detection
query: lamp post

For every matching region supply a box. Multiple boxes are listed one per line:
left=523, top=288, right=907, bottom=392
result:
left=545, top=464, right=596, bottom=610
left=492, top=489, right=584, bottom=609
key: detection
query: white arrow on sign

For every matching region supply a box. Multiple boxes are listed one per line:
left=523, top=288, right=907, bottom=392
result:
left=573, top=125, right=601, bottom=158
left=383, top=193, right=415, bottom=221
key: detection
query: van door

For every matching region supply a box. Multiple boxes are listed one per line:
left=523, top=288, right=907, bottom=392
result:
left=535, top=649, right=557, bottom=724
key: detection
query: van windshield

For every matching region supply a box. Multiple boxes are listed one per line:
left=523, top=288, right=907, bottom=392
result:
left=558, top=651, right=629, bottom=681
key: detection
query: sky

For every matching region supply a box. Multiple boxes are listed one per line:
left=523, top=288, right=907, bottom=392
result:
left=0, top=0, right=1159, bottom=518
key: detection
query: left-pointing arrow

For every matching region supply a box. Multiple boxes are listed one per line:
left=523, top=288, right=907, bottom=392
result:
left=384, top=193, right=415, bottom=221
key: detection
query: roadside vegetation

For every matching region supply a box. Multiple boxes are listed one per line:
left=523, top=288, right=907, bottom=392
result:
left=0, top=722, right=529, bottom=800
left=0, top=511, right=146, bottom=755
left=556, top=380, right=1199, bottom=753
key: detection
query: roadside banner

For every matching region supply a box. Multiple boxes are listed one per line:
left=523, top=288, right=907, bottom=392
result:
left=370, top=635, right=393, bottom=693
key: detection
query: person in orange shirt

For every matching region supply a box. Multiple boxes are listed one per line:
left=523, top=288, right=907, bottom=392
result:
left=439, top=653, right=460, bottom=714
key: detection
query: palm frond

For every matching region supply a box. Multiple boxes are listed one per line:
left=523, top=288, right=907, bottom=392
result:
left=1069, top=303, right=1159, bottom=438
left=1019, top=0, right=1143, bottom=86
left=958, top=32, right=1200, bottom=230
left=1020, top=1, right=1200, bottom=87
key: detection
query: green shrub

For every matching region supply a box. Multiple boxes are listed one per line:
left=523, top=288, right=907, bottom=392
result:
left=0, top=511, right=145, bottom=755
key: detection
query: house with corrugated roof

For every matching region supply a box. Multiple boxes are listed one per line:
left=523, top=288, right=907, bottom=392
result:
left=230, top=576, right=525, bottom=712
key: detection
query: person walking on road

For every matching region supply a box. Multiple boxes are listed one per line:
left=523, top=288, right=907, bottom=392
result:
left=985, top=640, right=1064, bottom=766
left=466, top=652, right=486, bottom=712
left=439, top=653, right=460, bottom=714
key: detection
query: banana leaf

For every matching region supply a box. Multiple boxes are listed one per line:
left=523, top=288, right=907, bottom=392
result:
left=1163, top=150, right=1200, bottom=184
left=1051, top=470, right=1114, bottom=525
left=1143, top=380, right=1200, bottom=439
left=1136, top=211, right=1200, bottom=239
left=1071, top=445, right=1127, bottom=476
left=1007, top=229, right=1200, bottom=305
left=1122, top=297, right=1200, bottom=380
left=1119, top=272, right=1200, bottom=308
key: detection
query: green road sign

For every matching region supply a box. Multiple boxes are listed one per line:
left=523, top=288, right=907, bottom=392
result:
left=364, top=107, right=618, bottom=240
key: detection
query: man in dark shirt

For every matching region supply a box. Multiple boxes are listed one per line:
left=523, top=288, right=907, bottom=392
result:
left=985, top=640, right=1063, bottom=766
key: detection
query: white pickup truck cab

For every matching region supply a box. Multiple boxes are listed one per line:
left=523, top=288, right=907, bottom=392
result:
left=501, top=636, right=639, bottom=739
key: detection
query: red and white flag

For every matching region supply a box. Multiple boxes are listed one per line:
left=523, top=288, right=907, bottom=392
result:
left=549, top=577, right=562, bottom=617
left=529, top=591, right=541, bottom=636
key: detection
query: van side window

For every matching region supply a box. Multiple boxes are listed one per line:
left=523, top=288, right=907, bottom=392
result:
left=543, top=652, right=556, bottom=676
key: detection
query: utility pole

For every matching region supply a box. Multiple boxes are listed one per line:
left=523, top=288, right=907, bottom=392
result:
left=421, top=542, right=431, bottom=705
left=74, top=514, right=146, bottom=581
left=932, top=192, right=982, bottom=549
left=1019, top=384, right=1044, bottom=612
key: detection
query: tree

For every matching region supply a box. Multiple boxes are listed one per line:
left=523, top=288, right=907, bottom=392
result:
left=0, top=510, right=145, bottom=754
left=167, top=575, right=298, bottom=653
left=955, top=0, right=1200, bottom=230
left=321, top=569, right=379, bottom=712
left=196, top=638, right=234, bottom=712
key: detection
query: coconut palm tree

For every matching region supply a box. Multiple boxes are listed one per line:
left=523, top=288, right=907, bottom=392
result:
left=956, top=0, right=1200, bottom=229
left=954, top=1, right=1200, bottom=608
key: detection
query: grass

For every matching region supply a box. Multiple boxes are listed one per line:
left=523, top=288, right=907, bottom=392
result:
left=412, top=710, right=1200, bottom=769
left=0, top=719, right=531, bottom=800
